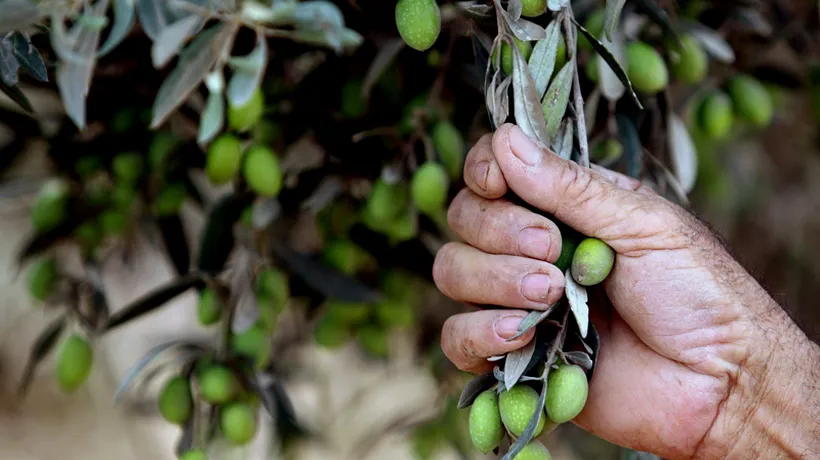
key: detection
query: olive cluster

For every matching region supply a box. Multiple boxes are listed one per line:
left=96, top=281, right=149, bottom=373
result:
left=468, top=365, right=589, bottom=459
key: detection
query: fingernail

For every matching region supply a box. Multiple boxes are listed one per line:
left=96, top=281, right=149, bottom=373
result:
left=472, top=161, right=490, bottom=191
left=519, top=227, right=551, bottom=260
left=494, top=316, right=524, bottom=339
left=508, top=125, right=541, bottom=166
left=521, top=274, right=551, bottom=303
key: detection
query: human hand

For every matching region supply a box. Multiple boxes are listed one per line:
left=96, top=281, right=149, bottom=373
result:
left=432, top=123, right=820, bottom=459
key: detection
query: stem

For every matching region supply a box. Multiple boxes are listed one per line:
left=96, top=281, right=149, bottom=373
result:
left=562, top=8, right=590, bottom=168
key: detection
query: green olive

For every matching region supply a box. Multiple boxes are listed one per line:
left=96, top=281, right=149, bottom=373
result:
left=31, top=179, right=69, bottom=233
left=55, top=334, right=94, bottom=393
left=554, top=233, right=579, bottom=274
left=411, top=162, right=449, bottom=216
left=544, top=364, right=588, bottom=423
left=158, top=375, right=193, bottom=424
left=198, top=365, right=240, bottom=404
left=494, top=37, right=533, bottom=75
left=206, top=134, right=243, bottom=185
left=374, top=300, right=415, bottom=328
left=431, top=120, right=465, bottom=181
left=468, top=389, right=504, bottom=453
left=153, top=183, right=187, bottom=216
left=322, top=239, right=373, bottom=276
left=727, top=74, right=774, bottom=127
left=340, top=79, right=367, bottom=118
left=99, top=209, right=128, bottom=236
left=498, top=384, right=546, bottom=437
left=395, top=0, right=441, bottom=52
left=313, top=315, right=353, bottom=349
left=520, top=0, right=546, bottom=17
left=243, top=145, right=282, bottom=197
left=219, top=402, right=257, bottom=445
left=670, top=34, right=708, bottom=84
left=27, top=257, right=58, bottom=302
left=227, top=89, right=264, bottom=133
left=513, top=440, right=553, bottom=460
left=357, top=324, right=389, bottom=357
left=697, top=91, right=734, bottom=140
left=112, top=152, right=144, bottom=184
left=255, top=268, right=289, bottom=314
left=570, top=237, right=615, bottom=286
left=197, top=288, right=222, bottom=326
left=626, top=42, right=669, bottom=94
left=179, top=449, right=207, bottom=460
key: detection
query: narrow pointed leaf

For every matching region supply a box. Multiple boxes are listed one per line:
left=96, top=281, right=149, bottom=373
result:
left=512, top=39, right=549, bottom=145
left=497, top=5, right=546, bottom=41
left=197, top=87, right=224, bottom=145
left=542, top=60, right=574, bottom=142
left=157, top=215, right=190, bottom=276
left=0, top=39, right=20, bottom=85
left=686, top=23, right=735, bottom=64
left=361, top=38, right=404, bottom=99
left=196, top=192, right=255, bottom=275
left=0, top=0, right=39, bottom=34
left=150, top=22, right=236, bottom=128
left=255, top=378, right=311, bottom=441
left=507, top=0, right=523, bottom=20
left=564, top=351, right=593, bottom=369
left=565, top=269, right=589, bottom=338
left=270, top=241, right=383, bottom=303
left=0, top=79, right=32, bottom=112
left=98, top=0, right=136, bottom=56
left=508, top=301, right=560, bottom=341
left=10, top=33, right=47, bottom=81
left=633, top=0, right=680, bottom=45
left=503, top=337, right=536, bottom=390
left=136, top=0, right=169, bottom=41
left=457, top=373, right=496, bottom=408
left=104, top=274, right=205, bottom=331
left=574, top=17, right=642, bottom=109
left=557, top=119, right=574, bottom=159
left=501, top=380, right=548, bottom=460
left=585, top=320, right=600, bottom=379
left=114, top=340, right=205, bottom=402
left=604, top=0, right=627, bottom=41
left=528, top=20, right=561, bottom=98
left=16, top=218, right=83, bottom=265
left=616, top=114, right=642, bottom=178
left=151, top=14, right=201, bottom=68
left=17, top=316, right=65, bottom=396
left=547, top=0, right=567, bottom=12
left=667, top=113, right=697, bottom=194
left=226, top=33, right=268, bottom=107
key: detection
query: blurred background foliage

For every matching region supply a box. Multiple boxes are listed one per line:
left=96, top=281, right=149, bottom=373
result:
left=0, top=0, right=819, bottom=459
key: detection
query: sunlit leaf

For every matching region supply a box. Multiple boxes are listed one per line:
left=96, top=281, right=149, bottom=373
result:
left=557, top=119, right=574, bottom=160
left=98, top=0, right=136, bottom=56
left=151, top=14, right=201, bottom=68
left=197, top=80, right=225, bottom=145
left=10, top=33, right=47, bottom=81
left=598, top=30, right=625, bottom=102
left=503, top=336, right=536, bottom=390
left=511, top=37, right=550, bottom=146
left=528, top=20, right=561, bottom=98
left=0, top=39, right=20, bottom=86
left=604, top=0, right=627, bottom=41
left=150, top=22, right=237, bottom=128
left=542, top=60, right=574, bottom=142
left=226, top=32, right=268, bottom=107
left=0, top=0, right=39, bottom=34
left=667, top=113, right=698, bottom=194
left=565, top=268, right=589, bottom=338
left=17, top=316, right=65, bottom=396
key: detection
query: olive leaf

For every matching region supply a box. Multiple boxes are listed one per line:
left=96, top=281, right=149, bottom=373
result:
left=574, top=17, right=642, bottom=109
left=547, top=0, right=568, bottom=12
left=616, top=114, right=642, bottom=178
left=17, top=315, right=66, bottom=396
left=492, top=366, right=505, bottom=384
left=684, top=21, right=735, bottom=64
left=0, top=0, right=39, bottom=34
left=0, top=39, right=20, bottom=86
left=54, top=0, right=109, bottom=130
left=151, top=14, right=201, bottom=68
left=557, top=119, right=574, bottom=160
left=150, top=22, right=238, bottom=129
left=507, top=0, right=523, bottom=21
left=583, top=87, right=601, bottom=136
left=196, top=191, right=255, bottom=275
left=632, top=0, right=680, bottom=45
left=104, top=274, right=206, bottom=332
left=253, top=376, right=311, bottom=442
left=136, top=0, right=172, bottom=41
left=528, top=20, right=562, bottom=98
left=457, top=373, right=497, bottom=408
left=584, top=319, right=601, bottom=379
left=507, top=301, right=561, bottom=341
left=362, top=38, right=404, bottom=100
left=564, top=350, right=593, bottom=370
left=457, top=1, right=493, bottom=16
left=542, top=60, right=575, bottom=143
left=10, top=33, right=47, bottom=82
left=156, top=215, right=191, bottom=277
left=113, top=341, right=207, bottom=403
left=98, top=0, right=137, bottom=57
left=497, top=5, right=546, bottom=42
left=597, top=30, right=625, bottom=102
left=667, top=113, right=698, bottom=194
left=501, top=379, right=548, bottom=460
left=197, top=71, right=225, bottom=145
left=503, top=334, right=537, bottom=390
left=603, top=0, right=627, bottom=41
left=511, top=36, right=550, bottom=146
left=565, top=268, right=589, bottom=338
left=226, top=31, right=268, bottom=107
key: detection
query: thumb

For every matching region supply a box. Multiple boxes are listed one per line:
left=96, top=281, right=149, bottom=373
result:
left=491, top=124, right=676, bottom=251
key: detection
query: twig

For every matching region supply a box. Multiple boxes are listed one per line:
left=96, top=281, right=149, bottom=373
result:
left=562, top=7, right=590, bottom=168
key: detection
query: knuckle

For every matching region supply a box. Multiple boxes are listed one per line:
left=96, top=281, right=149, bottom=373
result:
left=559, top=162, right=598, bottom=206
left=446, top=189, right=469, bottom=229
left=432, top=242, right=459, bottom=297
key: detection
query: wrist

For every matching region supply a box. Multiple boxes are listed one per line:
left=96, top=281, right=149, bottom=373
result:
left=697, top=302, right=820, bottom=459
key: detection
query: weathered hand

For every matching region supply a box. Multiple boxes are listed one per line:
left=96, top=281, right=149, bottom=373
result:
left=432, top=124, right=820, bottom=459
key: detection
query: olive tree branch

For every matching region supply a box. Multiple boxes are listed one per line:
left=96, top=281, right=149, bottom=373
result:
left=562, top=7, right=590, bottom=168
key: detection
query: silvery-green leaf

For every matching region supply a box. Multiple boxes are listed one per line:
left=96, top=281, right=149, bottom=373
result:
left=496, top=75, right=512, bottom=126
left=340, top=28, right=364, bottom=52
left=501, top=380, right=547, bottom=460
left=361, top=38, right=403, bottom=100
left=667, top=113, right=697, bottom=194
left=598, top=29, right=625, bottom=102
left=457, top=1, right=493, bottom=16
left=503, top=337, right=536, bottom=390
left=507, top=0, right=523, bottom=21
left=10, top=33, right=47, bottom=81
left=564, top=351, right=593, bottom=369
left=98, top=0, right=136, bottom=56
left=291, top=0, right=345, bottom=28
left=197, top=85, right=224, bottom=145
left=528, top=20, right=561, bottom=98
left=151, top=14, right=200, bottom=68
left=49, top=13, right=86, bottom=65
left=136, top=0, right=169, bottom=41
left=288, top=29, right=343, bottom=54
left=547, top=0, right=568, bottom=12
left=542, top=60, right=574, bottom=142
left=0, top=39, right=20, bottom=86
left=56, top=0, right=109, bottom=130
left=497, top=6, right=546, bottom=41
left=604, top=0, right=627, bottom=41
left=687, top=23, right=735, bottom=64
left=0, top=0, right=39, bottom=34
left=487, top=355, right=505, bottom=362
left=574, top=17, right=642, bottom=109
left=557, top=119, right=574, bottom=159
left=226, top=33, right=267, bottom=107
left=507, top=302, right=560, bottom=341
left=565, top=268, right=589, bottom=338
left=150, top=23, right=236, bottom=128
left=512, top=39, right=550, bottom=146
